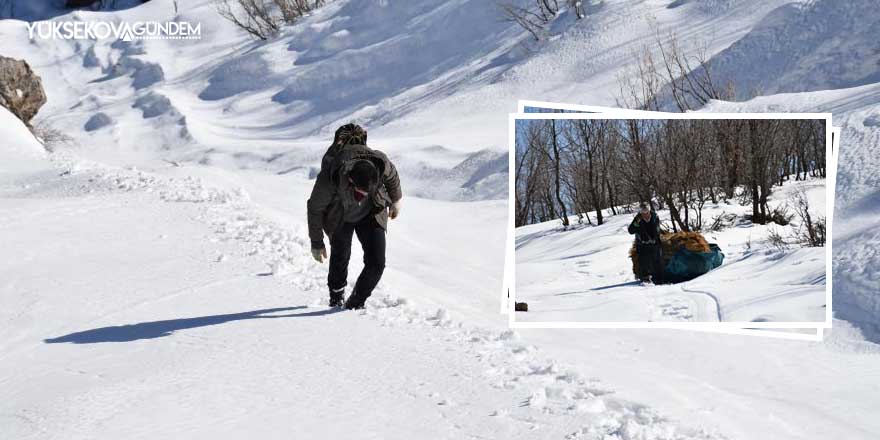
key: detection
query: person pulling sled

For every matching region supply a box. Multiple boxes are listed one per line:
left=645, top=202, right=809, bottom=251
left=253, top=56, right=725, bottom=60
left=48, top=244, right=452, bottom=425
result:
left=307, top=124, right=403, bottom=309
left=628, top=202, right=662, bottom=284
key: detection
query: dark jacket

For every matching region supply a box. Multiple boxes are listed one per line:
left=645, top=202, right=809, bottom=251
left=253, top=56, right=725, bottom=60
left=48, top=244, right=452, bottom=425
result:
left=307, top=143, right=402, bottom=248
left=628, top=212, right=660, bottom=245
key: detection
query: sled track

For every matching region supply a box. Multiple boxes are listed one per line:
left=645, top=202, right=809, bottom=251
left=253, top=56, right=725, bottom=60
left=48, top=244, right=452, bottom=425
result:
left=722, top=286, right=820, bottom=318
left=679, top=285, right=723, bottom=322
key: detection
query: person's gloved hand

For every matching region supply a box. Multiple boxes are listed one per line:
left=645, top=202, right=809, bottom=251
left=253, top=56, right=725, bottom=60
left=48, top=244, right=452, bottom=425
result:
left=311, top=243, right=327, bottom=263
left=389, top=200, right=402, bottom=220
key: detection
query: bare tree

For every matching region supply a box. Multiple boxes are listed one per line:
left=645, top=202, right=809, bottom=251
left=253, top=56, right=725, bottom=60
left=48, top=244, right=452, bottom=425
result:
left=515, top=118, right=826, bottom=232
left=498, top=0, right=589, bottom=41
left=215, top=0, right=327, bottom=40
left=791, top=186, right=826, bottom=247
left=565, top=119, right=613, bottom=225
left=215, top=0, right=279, bottom=40
left=516, top=120, right=558, bottom=226
left=276, top=0, right=326, bottom=23
left=615, top=45, right=664, bottom=111
left=549, top=119, right=570, bottom=227
left=616, top=30, right=733, bottom=112
left=32, top=120, right=75, bottom=152
left=744, top=119, right=783, bottom=223
left=655, top=31, right=732, bottom=111
left=516, top=122, right=541, bottom=225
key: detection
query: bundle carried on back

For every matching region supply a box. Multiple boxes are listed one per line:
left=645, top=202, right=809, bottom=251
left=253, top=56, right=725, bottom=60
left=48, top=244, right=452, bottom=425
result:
left=661, top=232, right=710, bottom=259
left=630, top=231, right=722, bottom=283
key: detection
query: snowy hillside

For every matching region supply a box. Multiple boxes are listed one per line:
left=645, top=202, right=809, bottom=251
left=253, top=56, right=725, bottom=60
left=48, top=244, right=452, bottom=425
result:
left=694, top=0, right=880, bottom=343
left=516, top=179, right=827, bottom=323
left=2, top=0, right=880, bottom=439
left=1, top=104, right=719, bottom=439
left=0, top=107, right=51, bottom=181
left=706, top=0, right=880, bottom=99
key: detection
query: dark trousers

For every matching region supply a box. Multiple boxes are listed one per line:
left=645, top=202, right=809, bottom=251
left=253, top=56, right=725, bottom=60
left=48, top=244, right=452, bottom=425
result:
left=636, top=243, right=662, bottom=281
left=328, top=216, right=386, bottom=303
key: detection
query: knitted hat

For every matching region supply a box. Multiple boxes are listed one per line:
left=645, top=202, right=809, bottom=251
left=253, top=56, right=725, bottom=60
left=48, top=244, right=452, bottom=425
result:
left=334, top=123, right=367, bottom=146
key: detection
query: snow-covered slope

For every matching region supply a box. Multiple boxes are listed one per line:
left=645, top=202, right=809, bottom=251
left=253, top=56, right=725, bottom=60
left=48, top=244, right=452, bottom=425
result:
left=0, top=114, right=720, bottom=439
left=0, top=107, right=50, bottom=182
left=0, top=0, right=515, bottom=201
left=516, top=179, right=827, bottom=323
left=2, top=0, right=880, bottom=438
left=706, top=0, right=880, bottom=99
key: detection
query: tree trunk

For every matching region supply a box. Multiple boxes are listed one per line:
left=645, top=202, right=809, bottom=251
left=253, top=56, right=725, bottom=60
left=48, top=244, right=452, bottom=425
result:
left=549, top=120, right=569, bottom=227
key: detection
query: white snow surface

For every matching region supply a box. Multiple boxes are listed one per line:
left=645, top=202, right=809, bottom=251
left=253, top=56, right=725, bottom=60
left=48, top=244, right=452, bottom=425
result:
left=516, top=179, right=827, bottom=323
left=0, top=128, right=711, bottom=440
left=0, top=107, right=51, bottom=181
left=1, top=0, right=879, bottom=439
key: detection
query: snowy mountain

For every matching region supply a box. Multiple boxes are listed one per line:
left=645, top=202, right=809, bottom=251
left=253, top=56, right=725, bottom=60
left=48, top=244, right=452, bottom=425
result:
left=2, top=0, right=880, bottom=438
left=706, top=0, right=880, bottom=98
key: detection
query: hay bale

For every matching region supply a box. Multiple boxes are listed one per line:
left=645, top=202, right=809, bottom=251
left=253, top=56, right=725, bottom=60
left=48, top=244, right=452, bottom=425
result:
left=629, top=245, right=639, bottom=278
left=630, top=231, right=711, bottom=280
left=663, top=231, right=710, bottom=253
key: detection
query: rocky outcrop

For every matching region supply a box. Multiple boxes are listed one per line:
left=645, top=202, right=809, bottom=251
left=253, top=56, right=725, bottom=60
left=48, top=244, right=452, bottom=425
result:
left=0, top=56, right=47, bottom=128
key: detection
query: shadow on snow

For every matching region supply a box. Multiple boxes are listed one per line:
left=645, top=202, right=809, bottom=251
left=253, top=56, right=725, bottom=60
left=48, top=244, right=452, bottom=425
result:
left=44, top=306, right=341, bottom=344
left=554, top=280, right=643, bottom=296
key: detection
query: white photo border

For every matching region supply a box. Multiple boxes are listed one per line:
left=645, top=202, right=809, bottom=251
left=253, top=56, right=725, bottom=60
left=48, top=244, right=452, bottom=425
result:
left=506, top=111, right=835, bottom=333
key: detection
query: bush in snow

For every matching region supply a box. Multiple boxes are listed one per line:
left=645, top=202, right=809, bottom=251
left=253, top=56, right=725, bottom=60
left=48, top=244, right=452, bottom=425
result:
left=790, top=187, right=826, bottom=247
left=746, top=205, right=792, bottom=227
left=215, top=0, right=329, bottom=40
left=32, top=120, right=74, bottom=151
left=498, top=0, right=597, bottom=41
left=766, top=227, right=789, bottom=252
left=707, top=211, right=737, bottom=231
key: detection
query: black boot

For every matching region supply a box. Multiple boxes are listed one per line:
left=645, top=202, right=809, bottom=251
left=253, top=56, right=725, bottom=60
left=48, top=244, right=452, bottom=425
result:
left=343, top=290, right=368, bottom=310
left=329, top=287, right=345, bottom=307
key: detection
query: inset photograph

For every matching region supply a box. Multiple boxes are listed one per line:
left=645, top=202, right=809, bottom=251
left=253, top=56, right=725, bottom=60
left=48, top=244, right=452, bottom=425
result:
left=512, top=114, right=832, bottom=325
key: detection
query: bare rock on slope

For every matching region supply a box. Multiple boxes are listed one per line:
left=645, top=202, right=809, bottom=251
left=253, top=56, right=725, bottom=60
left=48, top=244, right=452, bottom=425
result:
left=0, top=55, right=47, bottom=128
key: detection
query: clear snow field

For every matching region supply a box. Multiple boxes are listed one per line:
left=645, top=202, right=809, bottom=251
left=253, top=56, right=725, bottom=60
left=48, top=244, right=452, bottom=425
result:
left=515, top=179, right=828, bottom=323
left=2, top=0, right=880, bottom=439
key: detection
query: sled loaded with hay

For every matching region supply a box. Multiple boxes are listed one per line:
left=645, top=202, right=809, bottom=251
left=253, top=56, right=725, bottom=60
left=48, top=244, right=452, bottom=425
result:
left=630, top=232, right=724, bottom=283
